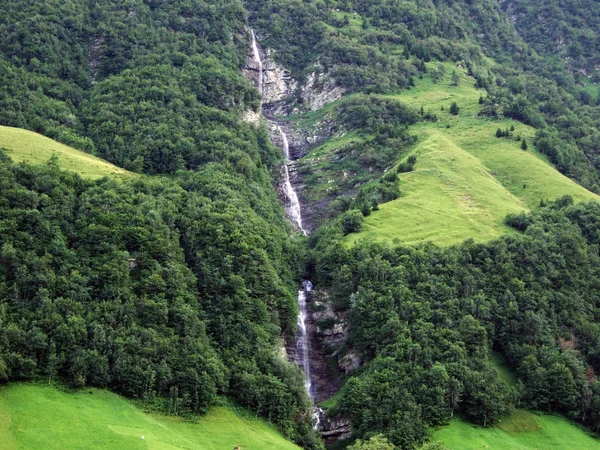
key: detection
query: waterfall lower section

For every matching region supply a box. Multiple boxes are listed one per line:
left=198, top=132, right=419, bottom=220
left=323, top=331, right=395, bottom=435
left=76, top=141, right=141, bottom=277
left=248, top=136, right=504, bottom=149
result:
left=297, top=283, right=313, bottom=397
left=297, top=281, right=325, bottom=430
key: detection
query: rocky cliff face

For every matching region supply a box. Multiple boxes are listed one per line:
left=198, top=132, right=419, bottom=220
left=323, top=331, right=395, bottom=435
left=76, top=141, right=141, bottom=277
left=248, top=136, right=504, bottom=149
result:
left=321, top=415, right=352, bottom=445
left=243, top=31, right=344, bottom=117
left=300, top=64, right=346, bottom=112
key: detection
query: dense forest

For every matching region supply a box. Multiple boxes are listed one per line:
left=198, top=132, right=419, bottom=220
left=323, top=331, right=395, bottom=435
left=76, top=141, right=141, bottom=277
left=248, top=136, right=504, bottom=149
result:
left=0, top=0, right=262, bottom=173
left=0, top=0, right=320, bottom=448
left=311, top=197, right=600, bottom=447
left=3, top=0, right=600, bottom=449
left=0, top=149, right=323, bottom=447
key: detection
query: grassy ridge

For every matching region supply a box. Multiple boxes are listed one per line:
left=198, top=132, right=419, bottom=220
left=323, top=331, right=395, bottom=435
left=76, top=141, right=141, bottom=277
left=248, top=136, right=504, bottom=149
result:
left=344, top=63, right=599, bottom=246
left=0, top=126, right=130, bottom=180
left=0, top=384, right=299, bottom=450
left=347, top=132, right=525, bottom=246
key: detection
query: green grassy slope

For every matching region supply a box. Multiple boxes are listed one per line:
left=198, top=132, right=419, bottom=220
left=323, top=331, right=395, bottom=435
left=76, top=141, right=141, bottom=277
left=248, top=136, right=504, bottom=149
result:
left=0, top=126, right=130, bottom=179
left=434, top=352, right=600, bottom=449
left=343, top=63, right=599, bottom=246
left=0, top=384, right=300, bottom=450
left=434, top=412, right=600, bottom=450
left=347, top=132, right=526, bottom=246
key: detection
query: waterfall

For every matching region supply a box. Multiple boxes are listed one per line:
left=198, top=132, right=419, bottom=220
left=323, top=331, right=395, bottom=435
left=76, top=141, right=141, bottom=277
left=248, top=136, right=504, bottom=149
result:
left=299, top=281, right=323, bottom=430
left=250, top=30, right=263, bottom=95
left=277, top=125, right=307, bottom=236
left=278, top=125, right=321, bottom=428
left=249, top=30, right=321, bottom=429
left=297, top=285, right=313, bottom=398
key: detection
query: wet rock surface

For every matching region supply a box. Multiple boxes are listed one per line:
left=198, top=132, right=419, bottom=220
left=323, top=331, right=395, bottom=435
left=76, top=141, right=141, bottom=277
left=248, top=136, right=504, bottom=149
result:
left=321, top=415, right=352, bottom=445
left=286, top=289, right=343, bottom=403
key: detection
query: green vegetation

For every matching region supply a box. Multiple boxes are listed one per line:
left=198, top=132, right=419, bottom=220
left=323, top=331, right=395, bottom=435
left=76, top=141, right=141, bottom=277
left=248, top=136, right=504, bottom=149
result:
left=0, top=126, right=130, bottom=180
left=342, top=66, right=598, bottom=246
left=312, top=199, right=600, bottom=448
left=3, top=0, right=600, bottom=449
left=0, top=383, right=300, bottom=450
left=490, top=352, right=517, bottom=389
left=250, top=0, right=600, bottom=195
left=0, top=0, right=262, bottom=174
left=0, top=150, right=318, bottom=447
left=432, top=351, right=600, bottom=450
left=434, top=413, right=600, bottom=450
left=0, top=1, right=325, bottom=446
left=348, top=132, right=525, bottom=246
left=499, top=0, right=600, bottom=81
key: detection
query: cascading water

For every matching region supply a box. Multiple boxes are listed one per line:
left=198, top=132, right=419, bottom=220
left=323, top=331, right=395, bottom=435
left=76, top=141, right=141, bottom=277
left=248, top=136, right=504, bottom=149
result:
left=250, top=30, right=263, bottom=96
left=277, top=125, right=307, bottom=236
left=297, top=280, right=313, bottom=398
left=250, top=30, right=322, bottom=429
left=279, top=124, right=323, bottom=428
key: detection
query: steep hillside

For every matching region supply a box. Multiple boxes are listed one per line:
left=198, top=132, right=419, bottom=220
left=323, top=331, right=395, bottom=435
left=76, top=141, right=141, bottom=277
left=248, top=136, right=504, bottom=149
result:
left=340, top=65, right=599, bottom=246
left=0, top=126, right=130, bottom=180
left=500, top=0, right=600, bottom=81
left=4, top=0, right=600, bottom=449
left=347, top=132, right=525, bottom=246
left=0, top=384, right=299, bottom=450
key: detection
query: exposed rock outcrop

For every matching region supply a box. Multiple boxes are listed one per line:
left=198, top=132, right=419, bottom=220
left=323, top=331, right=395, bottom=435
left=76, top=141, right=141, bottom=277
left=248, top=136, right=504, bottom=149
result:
left=321, top=415, right=352, bottom=445
left=244, top=30, right=344, bottom=117
left=301, top=65, right=346, bottom=111
left=263, top=51, right=297, bottom=104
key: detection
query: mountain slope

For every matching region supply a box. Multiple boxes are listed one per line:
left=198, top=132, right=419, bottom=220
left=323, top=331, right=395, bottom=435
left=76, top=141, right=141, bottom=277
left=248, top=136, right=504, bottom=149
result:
left=0, top=126, right=130, bottom=179
left=0, top=384, right=300, bottom=450
left=347, top=132, right=526, bottom=246
left=301, top=65, right=599, bottom=245
left=434, top=413, right=600, bottom=450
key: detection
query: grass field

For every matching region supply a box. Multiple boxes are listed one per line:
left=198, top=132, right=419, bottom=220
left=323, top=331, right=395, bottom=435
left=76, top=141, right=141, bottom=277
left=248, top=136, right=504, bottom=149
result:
left=433, top=412, right=600, bottom=450
left=0, top=126, right=130, bottom=179
left=0, top=384, right=299, bottom=450
left=434, top=353, right=600, bottom=449
left=347, top=131, right=525, bottom=246
left=343, top=63, right=599, bottom=246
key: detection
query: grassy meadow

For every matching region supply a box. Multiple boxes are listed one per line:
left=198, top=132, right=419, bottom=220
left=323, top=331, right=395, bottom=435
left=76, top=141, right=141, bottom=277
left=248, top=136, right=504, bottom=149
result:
left=433, top=351, right=600, bottom=449
left=0, top=384, right=299, bottom=450
left=0, top=126, right=130, bottom=180
left=433, top=411, right=600, bottom=450
left=343, top=63, right=599, bottom=246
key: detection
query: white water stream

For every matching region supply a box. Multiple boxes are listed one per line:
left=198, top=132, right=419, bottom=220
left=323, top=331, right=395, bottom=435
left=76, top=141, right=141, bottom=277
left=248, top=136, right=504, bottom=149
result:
left=298, top=280, right=314, bottom=398
left=277, top=125, right=308, bottom=236
left=250, top=30, right=322, bottom=429
left=250, top=30, right=263, bottom=95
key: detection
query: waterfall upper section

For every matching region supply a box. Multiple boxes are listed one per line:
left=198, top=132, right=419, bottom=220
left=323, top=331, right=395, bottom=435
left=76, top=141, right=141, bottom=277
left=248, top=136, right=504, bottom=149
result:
left=250, top=30, right=263, bottom=96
